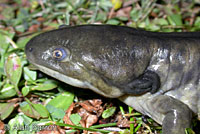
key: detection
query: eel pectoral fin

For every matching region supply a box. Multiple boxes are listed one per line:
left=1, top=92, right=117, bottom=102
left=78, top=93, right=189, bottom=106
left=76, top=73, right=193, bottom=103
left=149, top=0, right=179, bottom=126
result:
left=123, top=70, right=160, bottom=95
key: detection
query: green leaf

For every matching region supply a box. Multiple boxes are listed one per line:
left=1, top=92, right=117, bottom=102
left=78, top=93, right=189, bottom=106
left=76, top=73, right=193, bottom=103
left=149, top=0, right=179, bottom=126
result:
left=8, top=113, right=33, bottom=134
left=35, top=78, right=47, bottom=83
left=117, top=16, right=128, bottom=21
left=5, top=54, right=22, bottom=87
left=46, top=104, right=65, bottom=120
left=16, top=37, right=31, bottom=49
left=102, top=107, right=116, bottom=119
left=146, top=24, right=160, bottom=31
left=129, top=106, right=134, bottom=134
left=70, top=114, right=81, bottom=125
left=154, top=18, right=169, bottom=26
left=0, top=83, right=16, bottom=99
left=1, top=6, right=15, bottom=21
left=47, top=91, right=74, bottom=111
left=99, top=0, right=112, bottom=11
left=96, top=12, right=107, bottom=22
left=20, top=101, right=40, bottom=119
left=22, top=86, right=30, bottom=96
left=0, top=102, right=15, bottom=120
left=194, top=17, right=200, bottom=27
left=0, top=29, right=14, bottom=54
left=138, top=22, right=146, bottom=28
left=16, top=8, right=30, bottom=30
left=0, top=31, right=10, bottom=76
left=161, top=29, right=174, bottom=32
left=106, top=19, right=120, bottom=25
left=23, top=67, right=37, bottom=81
left=134, top=122, right=142, bottom=132
left=185, top=128, right=195, bottom=134
left=31, top=79, right=58, bottom=91
left=167, top=14, right=183, bottom=26
left=15, top=25, right=26, bottom=33
left=130, top=9, right=140, bottom=22
left=32, top=103, right=49, bottom=118
left=20, top=114, right=33, bottom=125
left=20, top=100, right=49, bottom=119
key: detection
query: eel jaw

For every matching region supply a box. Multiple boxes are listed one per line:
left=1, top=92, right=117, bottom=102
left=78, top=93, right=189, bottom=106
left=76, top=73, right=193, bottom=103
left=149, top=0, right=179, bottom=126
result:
left=31, top=63, right=113, bottom=97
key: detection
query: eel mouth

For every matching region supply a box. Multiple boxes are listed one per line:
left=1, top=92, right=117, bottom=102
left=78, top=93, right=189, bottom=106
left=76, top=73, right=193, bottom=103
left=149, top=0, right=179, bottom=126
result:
left=30, top=63, right=113, bottom=97
left=32, top=63, right=90, bottom=89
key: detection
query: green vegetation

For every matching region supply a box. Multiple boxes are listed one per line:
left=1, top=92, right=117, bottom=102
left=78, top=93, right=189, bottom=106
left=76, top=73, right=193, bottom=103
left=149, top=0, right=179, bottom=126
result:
left=0, top=0, right=200, bottom=133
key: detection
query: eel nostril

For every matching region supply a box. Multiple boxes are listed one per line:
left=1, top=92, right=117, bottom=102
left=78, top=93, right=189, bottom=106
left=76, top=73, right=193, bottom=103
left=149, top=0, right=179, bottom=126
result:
left=29, top=47, right=33, bottom=52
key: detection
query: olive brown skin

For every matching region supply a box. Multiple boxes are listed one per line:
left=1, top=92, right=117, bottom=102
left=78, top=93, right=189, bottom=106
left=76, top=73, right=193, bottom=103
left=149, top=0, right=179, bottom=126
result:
left=25, top=25, right=200, bottom=134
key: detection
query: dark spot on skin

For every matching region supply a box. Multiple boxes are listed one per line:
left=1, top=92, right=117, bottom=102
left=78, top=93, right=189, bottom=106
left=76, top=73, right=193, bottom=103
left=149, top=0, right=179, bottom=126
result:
left=195, top=60, right=200, bottom=85
left=182, top=69, right=194, bottom=85
left=29, top=47, right=33, bottom=52
left=171, top=64, right=184, bottom=72
left=197, top=59, right=200, bottom=67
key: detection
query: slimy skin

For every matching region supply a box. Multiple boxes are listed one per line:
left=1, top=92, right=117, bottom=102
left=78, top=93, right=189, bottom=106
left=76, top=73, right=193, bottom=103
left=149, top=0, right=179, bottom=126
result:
left=25, top=25, right=200, bottom=134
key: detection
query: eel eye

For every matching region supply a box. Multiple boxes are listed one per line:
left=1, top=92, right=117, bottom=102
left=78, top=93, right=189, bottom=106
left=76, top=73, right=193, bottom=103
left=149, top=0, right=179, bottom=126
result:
left=52, top=48, right=67, bottom=61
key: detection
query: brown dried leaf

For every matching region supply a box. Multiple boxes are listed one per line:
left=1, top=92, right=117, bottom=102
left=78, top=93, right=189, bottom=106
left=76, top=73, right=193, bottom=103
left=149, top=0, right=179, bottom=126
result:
left=21, top=0, right=31, bottom=7
left=85, top=114, right=98, bottom=128
left=123, top=0, right=133, bottom=7
left=117, top=118, right=130, bottom=128
left=78, top=100, right=103, bottom=128
left=79, top=99, right=103, bottom=115
left=63, top=99, right=104, bottom=132
left=37, top=17, right=45, bottom=23
left=116, top=6, right=132, bottom=18
left=78, top=108, right=90, bottom=121
left=88, top=99, right=102, bottom=107
left=79, top=101, right=98, bottom=113
left=28, top=24, right=41, bottom=33
left=116, top=113, right=131, bottom=128
left=0, top=15, right=4, bottom=20
left=99, top=118, right=111, bottom=124
left=0, top=120, right=6, bottom=134
left=63, top=103, right=75, bottom=126
left=80, top=119, right=86, bottom=128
